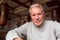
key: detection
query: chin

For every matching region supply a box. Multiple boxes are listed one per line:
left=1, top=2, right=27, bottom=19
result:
left=34, top=21, right=43, bottom=27
left=34, top=23, right=42, bottom=27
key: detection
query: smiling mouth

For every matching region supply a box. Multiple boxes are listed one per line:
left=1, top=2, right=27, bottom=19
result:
left=35, top=20, right=41, bottom=22
left=35, top=21, right=41, bottom=23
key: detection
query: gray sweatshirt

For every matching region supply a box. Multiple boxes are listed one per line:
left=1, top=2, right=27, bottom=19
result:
left=6, top=20, right=60, bottom=40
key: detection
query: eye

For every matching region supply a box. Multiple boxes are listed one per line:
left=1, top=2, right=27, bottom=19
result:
left=38, top=13, right=42, bottom=15
left=31, top=14, right=35, bottom=16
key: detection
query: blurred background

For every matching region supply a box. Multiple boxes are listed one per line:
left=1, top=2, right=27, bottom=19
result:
left=0, top=0, right=60, bottom=40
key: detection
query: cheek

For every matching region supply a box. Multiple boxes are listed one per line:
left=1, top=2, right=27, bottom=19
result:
left=40, top=15, right=43, bottom=19
left=31, top=16, right=35, bottom=21
left=40, top=14, right=45, bottom=20
left=31, top=17, right=35, bottom=21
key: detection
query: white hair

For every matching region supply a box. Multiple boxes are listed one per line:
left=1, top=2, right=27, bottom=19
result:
left=29, top=4, right=44, bottom=13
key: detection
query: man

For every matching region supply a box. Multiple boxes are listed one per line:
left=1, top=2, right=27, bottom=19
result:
left=6, top=4, right=60, bottom=40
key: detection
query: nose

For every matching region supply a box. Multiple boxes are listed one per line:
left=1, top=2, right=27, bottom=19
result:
left=35, top=15, right=39, bottom=20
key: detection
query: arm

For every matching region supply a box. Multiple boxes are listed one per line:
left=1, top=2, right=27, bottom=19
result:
left=6, top=23, right=28, bottom=40
left=13, top=38, right=23, bottom=40
left=54, top=21, right=60, bottom=40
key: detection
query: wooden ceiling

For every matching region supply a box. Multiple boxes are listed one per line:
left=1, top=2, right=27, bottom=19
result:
left=0, top=0, right=59, bottom=18
left=0, top=0, right=60, bottom=26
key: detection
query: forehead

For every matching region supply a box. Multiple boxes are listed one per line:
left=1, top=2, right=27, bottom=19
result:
left=30, top=7, right=43, bottom=13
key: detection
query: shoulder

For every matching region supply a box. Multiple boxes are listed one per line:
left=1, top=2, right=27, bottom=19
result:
left=45, top=20, right=60, bottom=29
left=19, top=22, right=33, bottom=28
left=23, top=22, right=33, bottom=25
left=44, top=20, right=60, bottom=30
left=44, top=20, right=60, bottom=27
left=44, top=20, right=54, bottom=24
left=44, top=20, right=59, bottom=24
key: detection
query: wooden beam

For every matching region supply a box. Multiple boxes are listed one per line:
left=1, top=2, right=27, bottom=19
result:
left=29, top=0, right=33, bottom=5
left=11, top=0, right=29, bottom=8
left=13, top=0, right=30, bottom=9
left=46, top=0, right=59, bottom=7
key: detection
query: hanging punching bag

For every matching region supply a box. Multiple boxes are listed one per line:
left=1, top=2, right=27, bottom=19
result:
left=0, top=3, right=8, bottom=26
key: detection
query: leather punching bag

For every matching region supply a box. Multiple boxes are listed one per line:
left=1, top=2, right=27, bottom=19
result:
left=0, top=3, right=8, bottom=26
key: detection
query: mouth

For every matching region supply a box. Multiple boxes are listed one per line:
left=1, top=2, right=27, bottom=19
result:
left=35, top=20, right=41, bottom=23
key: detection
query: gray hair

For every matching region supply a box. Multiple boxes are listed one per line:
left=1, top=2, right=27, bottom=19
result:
left=29, top=4, right=44, bottom=13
